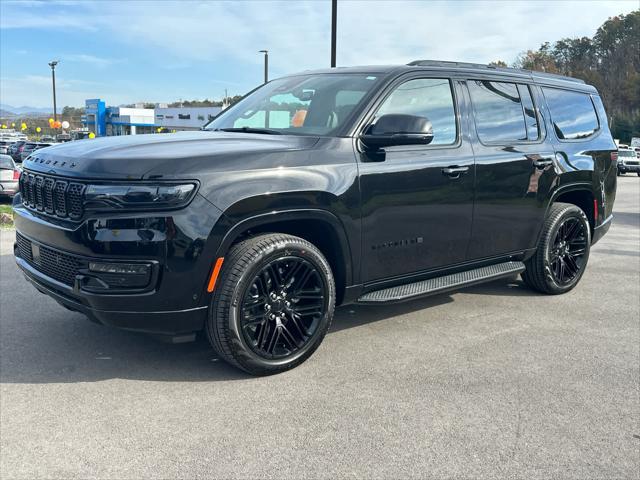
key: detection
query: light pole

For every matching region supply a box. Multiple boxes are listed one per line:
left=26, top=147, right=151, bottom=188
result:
left=331, top=0, right=337, bottom=67
left=259, top=50, right=268, bottom=84
left=48, top=60, right=59, bottom=121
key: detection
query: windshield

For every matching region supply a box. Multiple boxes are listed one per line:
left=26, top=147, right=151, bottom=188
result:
left=206, top=74, right=381, bottom=136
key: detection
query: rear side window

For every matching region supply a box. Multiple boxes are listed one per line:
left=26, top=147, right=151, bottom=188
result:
left=468, top=81, right=539, bottom=143
left=0, top=156, right=13, bottom=169
left=543, top=87, right=599, bottom=140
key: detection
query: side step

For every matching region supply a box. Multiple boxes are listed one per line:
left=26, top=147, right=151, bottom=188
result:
left=357, top=261, right=525, bottom=304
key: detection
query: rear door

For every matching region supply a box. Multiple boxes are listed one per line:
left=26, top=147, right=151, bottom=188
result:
left=465, top=79, right=558, bottom=259
left=358, top=76, right=475, bottom=282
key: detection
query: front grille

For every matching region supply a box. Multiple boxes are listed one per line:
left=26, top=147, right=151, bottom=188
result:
left=624, top=160, right=639, bottom=166
left=19, top=171, right=85, bottom=220
left=15, top=233, right=87, bottom=287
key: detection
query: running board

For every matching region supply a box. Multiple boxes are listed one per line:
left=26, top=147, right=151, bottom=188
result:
left=357, top=261, right=525, bottom=304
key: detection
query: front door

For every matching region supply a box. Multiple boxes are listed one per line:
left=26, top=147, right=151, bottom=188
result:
left=359, top=77, right=475, bottom=283
left=464, top=79, right=558, bottom=259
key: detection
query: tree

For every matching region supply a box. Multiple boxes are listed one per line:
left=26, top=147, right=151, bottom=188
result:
left=510, top=10, right=639, bottom=141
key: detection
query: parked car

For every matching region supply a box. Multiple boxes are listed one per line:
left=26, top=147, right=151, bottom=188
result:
left=0, top=154, right=20, bottom=199
left=13, top=60, right=617, bottom=375
left=0, top=140, right=14, bottom=155
left=19, top=142, right=53, bottom=162
left=617, top=148, right=640, bottom=176
left=7, top=140, right=27, bottom=162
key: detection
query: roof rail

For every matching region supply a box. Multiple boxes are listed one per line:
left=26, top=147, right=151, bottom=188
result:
left=407, top=59, right=495, bottom=70
left=407, top=59, right=585, bottom=84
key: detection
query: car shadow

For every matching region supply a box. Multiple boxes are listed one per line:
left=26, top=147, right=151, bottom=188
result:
left=0, top=250, right=538, bottom=385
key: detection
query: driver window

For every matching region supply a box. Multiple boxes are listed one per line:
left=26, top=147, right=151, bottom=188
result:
left=375, top=78, right=457, bottom=145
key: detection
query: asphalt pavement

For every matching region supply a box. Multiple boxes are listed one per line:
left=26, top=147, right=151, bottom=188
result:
left=1, top=178, right=638, bottom=479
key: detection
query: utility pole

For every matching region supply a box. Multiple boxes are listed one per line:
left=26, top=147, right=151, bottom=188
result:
left=259, top=50, right=269, bottom=84
left=331, top=0, right=337, bottom=67
left=48, top=60, right=59, bottom=121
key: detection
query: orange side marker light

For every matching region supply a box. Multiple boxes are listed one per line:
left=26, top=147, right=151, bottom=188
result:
left=207, top=257, right=225, bottom=292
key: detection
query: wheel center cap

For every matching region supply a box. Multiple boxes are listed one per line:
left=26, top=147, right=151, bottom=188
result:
left=271, top=298, right=285, bottom=313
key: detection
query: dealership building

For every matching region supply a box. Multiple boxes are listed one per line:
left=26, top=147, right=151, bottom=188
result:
left=83, top=99, right=222, bottom=136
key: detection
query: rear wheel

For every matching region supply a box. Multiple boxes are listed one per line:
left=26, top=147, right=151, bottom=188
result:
left=206, top=233, right=335, bottom=375
left=522, top=203, right=591, bottom=294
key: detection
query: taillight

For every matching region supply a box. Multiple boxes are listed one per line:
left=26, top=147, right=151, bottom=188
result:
left=13, top=170, right=20, bottom=180
left=594, top=198, right=599, bottom=223
left=610, top=151, right=618, bottom=163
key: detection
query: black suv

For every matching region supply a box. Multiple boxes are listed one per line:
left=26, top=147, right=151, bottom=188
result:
left=13, top=61, right=617, bottom=375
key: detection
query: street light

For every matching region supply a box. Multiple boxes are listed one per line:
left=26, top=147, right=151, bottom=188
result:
left=259, top=50, right=268, bottom=84
left=48, top=60, right=59, bottom=122
left=331, top=0, right=337, bottom=67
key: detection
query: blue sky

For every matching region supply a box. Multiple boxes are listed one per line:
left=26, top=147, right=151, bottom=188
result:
left=1, top=0, right=637, bottom=108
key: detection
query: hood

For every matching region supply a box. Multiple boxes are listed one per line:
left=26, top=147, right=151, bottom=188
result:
left=22, top=131, right=320, bottom=180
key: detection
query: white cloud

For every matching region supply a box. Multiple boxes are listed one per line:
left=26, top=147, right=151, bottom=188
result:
left=60, top=54, right=120, bottom=68
left=51, top=0, right=636, bottom=70
left=0, top=75, right=124, bottom=108
left=1, top=0, right=637, bottom=107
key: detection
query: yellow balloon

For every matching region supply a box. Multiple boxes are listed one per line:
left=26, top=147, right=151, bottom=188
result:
left=21, top=123, right=27, bottom=130
left=48, top=118, right=54, bottom=124
left=1, top=125, right=6, bottom=129
left=156, top=127, right=162, bottom=133
left=88, top=132, right=96, bottom=139
left=11, top=123, right=15, bottom=128
left=36, top=127, right=42, bottom=133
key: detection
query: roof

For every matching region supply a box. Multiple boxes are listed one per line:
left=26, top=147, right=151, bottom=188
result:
left=287, top=60, right=597, bottom=93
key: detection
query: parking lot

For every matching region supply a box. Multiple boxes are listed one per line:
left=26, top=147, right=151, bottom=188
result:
left=0, top=177, right=638, bottom=479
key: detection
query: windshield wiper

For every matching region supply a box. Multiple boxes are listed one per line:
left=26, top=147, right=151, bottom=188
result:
left=215, top=127, right=283, bottom=135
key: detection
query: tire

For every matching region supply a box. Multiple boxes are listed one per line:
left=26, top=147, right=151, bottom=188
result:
left=522, top=202, right=591, bottom=295
left=206, top=233, right=336, bottom=375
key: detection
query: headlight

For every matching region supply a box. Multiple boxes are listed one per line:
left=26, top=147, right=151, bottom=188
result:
left=84, top=183, right=197, bottom=211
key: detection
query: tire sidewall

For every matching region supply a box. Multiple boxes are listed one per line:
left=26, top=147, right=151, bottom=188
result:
left=543, top=207, right=591, bottom=293
left=218, top=238, right=335, bottom=372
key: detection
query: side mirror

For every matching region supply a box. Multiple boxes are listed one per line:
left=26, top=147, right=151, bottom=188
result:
left=360, top=114, right=434, bottom=150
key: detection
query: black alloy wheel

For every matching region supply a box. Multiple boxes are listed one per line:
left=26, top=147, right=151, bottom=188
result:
left=522, top=202, right=591, bottom=294
left=240, top=256, right=327, bottom=359
left=548, top=216, right=588, bottom=286
left=206, top=233, right=335, bottom=375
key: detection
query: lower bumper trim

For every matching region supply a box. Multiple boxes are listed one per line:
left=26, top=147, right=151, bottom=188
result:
left=17, top=258, right=207, bottom=335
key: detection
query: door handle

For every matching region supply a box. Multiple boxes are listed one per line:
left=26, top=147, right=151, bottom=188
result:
left=441, top=166, right=469, bottom=178
left=533, top=158, right=553, bottom=169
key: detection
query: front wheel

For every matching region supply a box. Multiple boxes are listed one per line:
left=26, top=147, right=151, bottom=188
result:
left=206, top=233, right=335, bottom=375
left=522, top=203, right=591, bottom=294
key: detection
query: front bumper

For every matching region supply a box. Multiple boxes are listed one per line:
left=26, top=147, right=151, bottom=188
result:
left=13, top=193, right=225, bottom=335
left=17, top=255, right=208, bottom=334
